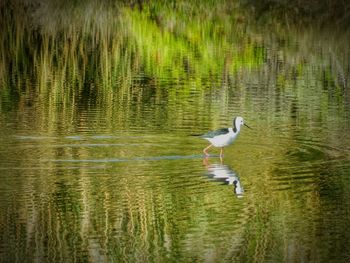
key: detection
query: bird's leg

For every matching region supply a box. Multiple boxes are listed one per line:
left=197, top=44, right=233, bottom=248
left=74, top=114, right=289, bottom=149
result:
left=203, top=144, right=212, bottom=156
left=220, top=147, right=224, bottom=157
left=203, top=156, right=209, bottom=166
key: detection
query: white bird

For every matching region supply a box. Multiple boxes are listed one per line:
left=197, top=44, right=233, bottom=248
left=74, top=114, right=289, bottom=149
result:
left=201, top=116, right=251, bottom=157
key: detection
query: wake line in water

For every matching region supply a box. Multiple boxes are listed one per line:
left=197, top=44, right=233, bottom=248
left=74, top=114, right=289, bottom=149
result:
left=46, top=154, right=210, bottom=163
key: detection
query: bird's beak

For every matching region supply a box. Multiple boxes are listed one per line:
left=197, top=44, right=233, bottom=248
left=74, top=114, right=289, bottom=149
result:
left=244, top=123, right=252, bottom=129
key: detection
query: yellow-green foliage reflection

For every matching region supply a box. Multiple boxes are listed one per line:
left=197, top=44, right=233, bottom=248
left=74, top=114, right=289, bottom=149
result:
left=1, top=1, right=350, bottom=262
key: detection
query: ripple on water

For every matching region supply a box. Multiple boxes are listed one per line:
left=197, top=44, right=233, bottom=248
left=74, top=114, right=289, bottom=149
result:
left=270, top=136, right=349, bottom=194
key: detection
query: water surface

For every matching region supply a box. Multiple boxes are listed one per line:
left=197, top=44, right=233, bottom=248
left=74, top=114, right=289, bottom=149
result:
left=1, top=2, right=350, bottom=262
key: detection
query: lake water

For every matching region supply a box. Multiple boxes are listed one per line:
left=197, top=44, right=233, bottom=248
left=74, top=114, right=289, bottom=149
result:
left=1, top=2, right=350, bottom=262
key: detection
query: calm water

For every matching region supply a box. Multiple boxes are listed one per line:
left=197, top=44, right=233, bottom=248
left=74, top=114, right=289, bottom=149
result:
left=1, top=2, right=350, bottom=262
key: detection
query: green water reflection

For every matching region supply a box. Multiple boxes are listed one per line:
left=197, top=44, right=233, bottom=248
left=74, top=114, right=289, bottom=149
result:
left=1, top=1, right=350, bottom=262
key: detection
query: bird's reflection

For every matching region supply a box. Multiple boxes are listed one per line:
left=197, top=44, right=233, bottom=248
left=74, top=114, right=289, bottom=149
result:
left=203, top=157, right=244, bottom=197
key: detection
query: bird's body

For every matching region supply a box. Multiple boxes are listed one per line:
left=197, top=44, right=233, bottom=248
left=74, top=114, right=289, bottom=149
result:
left=201, top=116, right=251, bottom=157
left=201, top=128, right=237, bottom=147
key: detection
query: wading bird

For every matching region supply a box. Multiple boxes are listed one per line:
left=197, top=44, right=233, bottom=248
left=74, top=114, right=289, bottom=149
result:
left=201, top=116, right=251, bottom=157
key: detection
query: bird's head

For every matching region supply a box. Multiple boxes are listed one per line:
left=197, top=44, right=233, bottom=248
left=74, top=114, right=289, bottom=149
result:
left=233, top=116, right=252, bottom=132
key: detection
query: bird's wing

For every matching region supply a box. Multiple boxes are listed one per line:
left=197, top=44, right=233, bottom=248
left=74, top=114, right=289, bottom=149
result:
left=201, top=128, right=230, bottom=138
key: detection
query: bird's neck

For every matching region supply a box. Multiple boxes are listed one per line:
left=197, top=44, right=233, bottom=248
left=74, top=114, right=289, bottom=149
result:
left=230, top=127, right=240, bottom=134
left=232, top=119, right=240, bottom=133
